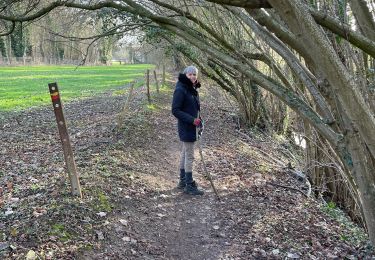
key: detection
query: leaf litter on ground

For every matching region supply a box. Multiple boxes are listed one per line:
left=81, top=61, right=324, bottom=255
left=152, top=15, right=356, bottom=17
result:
left=0, top=80, right=374, bottom=259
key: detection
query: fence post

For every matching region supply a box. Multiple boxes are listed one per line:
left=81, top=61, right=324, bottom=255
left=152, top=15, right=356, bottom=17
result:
left=48, top=82, right=82, bottom=198
left=146, top=69, right=151, bottom=104
left=117, top=81, right=136, bottom=128
left=153, top=70, right=159, bottom=94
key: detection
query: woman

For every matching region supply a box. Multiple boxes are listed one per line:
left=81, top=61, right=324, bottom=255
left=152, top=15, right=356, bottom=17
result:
left=172, top=65, right=204, bottom=195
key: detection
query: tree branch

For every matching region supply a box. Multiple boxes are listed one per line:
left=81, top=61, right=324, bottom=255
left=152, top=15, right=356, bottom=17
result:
left=309, top=7, right=375, bottom=58
left=204, top=0, right=271, bottom=8
left=0, top=21, right=15, bottom=36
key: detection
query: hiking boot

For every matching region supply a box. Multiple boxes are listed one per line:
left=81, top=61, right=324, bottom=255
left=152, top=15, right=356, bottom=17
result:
left=177, top=169, right=186, bottom=189
left=184, top=181, right=204, bottom=195
left=177, top=178, right=186, bottom=189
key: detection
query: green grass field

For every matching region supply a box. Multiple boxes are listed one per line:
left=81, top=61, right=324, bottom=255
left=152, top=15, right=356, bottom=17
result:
left=0, top=64, right=154, bottom=111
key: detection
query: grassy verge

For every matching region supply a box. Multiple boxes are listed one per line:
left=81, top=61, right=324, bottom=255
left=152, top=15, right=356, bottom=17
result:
left=0, top=64, right=154, bottom=111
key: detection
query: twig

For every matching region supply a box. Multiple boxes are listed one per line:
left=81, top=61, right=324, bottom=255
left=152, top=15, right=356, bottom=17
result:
left=267, top=181, right=308, bottom=198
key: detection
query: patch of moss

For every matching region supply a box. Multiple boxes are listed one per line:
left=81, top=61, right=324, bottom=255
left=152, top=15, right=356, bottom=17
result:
left=146, top=104, right=158, bottom=110
left=92, top=191, right=112, bottom=212
left=49, top=223, right=73, bottom=242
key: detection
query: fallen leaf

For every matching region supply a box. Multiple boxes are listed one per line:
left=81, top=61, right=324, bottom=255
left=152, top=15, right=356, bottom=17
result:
left=26, top=250, right=37, bottom=260
left=6, top=182, right=13, bottom=192
left=96, top=231, right=104, bottom=240
left=10, top=197, right=19, bottom=203
left=4, top=208, right=13, bottom=216
left=96, top=212, right=107, bottom=217
left=119, top=219, right=128, bottom=226
left=287, top=252, right=300, bottom=259
left=122, top=236, right=131, bottom=242
left=10, top=228, right=17, bottom=237
left=32, top=208, right=47, bottom=218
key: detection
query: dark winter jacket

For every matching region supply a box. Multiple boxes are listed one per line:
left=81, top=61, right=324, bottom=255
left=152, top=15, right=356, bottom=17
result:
left=172, top=74, right=201, bottom=142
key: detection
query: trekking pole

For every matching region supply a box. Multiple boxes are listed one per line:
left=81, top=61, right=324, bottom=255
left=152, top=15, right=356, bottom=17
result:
left=197, top=119, right=220, bottom=200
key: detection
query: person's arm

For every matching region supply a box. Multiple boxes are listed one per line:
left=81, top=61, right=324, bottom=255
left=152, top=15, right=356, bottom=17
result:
left=172, top=88, right=195, bottom=124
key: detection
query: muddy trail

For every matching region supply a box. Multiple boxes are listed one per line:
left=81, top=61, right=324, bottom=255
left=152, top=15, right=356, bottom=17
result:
left=0, top=80, right=374, bottom=259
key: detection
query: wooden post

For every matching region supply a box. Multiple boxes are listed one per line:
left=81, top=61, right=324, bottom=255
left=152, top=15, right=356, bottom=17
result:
left=123, top=82, right=135, bottom=111
left=146, top=69, right=151, bottom=104
left=48, top=82, right=82, bottom=198
left=162, top=64, right=166, bottom=87
left=153, top=70, right=159, bottom=94
left=117, top=81, right=135, bottom=128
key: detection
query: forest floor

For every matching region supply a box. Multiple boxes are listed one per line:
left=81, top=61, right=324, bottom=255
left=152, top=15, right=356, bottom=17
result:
left=0, top=78, right=374, bottom=259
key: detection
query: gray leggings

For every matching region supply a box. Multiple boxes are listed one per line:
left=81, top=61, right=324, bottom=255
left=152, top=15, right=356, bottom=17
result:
left=179, top=141, right=195, bottom=172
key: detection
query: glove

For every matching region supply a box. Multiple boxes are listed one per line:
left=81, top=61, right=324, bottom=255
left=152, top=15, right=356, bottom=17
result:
left=194, top=81, right=201, bottom=88
left=193, top=118, right=201, bottom=126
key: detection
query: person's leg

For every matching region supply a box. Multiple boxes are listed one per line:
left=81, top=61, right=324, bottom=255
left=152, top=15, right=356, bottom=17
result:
left=179, top=142, right=186, bottom=170
left=184, top=141, right=195, bottom=184
left=177, top=142, right=186, bottom=189
left=184, top=142, right=204, bottom=195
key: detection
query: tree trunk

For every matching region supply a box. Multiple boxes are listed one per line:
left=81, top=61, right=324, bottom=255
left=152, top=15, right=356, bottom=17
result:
left=6, top=35, right=12, bottom=65
left=349, top=0, right=375, bottom=41
left=268, top=0, right=375, bottom=244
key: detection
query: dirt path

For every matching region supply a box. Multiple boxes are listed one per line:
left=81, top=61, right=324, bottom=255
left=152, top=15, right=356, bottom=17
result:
left=77, top=84, right=374, bottom=259
left=1, top=82, right=374, bottom=259
left=77, top=85, right=234, bottom=259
